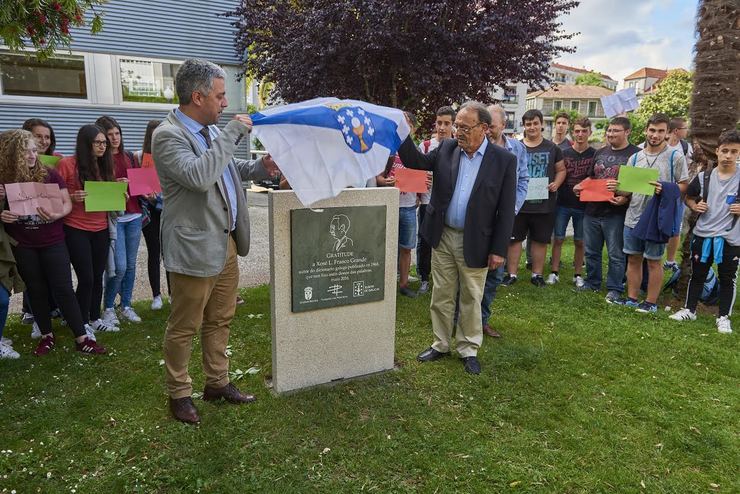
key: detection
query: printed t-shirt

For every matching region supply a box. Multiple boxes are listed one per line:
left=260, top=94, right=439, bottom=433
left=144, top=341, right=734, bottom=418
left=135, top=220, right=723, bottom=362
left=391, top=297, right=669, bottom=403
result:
left=558, top=146, right=595, bottom=209
left=520, top=138, right=563, bottom=214
left=4, top=168, right=67, bottom=248
left=586, top=144, right=641, bottom=217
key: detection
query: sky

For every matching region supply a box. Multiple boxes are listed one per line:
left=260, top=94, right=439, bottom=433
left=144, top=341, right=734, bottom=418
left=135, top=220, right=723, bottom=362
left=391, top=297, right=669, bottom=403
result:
left=556, top=0, right=699, bottom=85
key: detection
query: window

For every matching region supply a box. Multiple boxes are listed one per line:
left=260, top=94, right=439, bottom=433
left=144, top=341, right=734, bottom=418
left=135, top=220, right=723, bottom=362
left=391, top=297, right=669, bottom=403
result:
left=0, top=52, right=87, bottom=99
left=502, top=86, right=518, bottom=103
left=553, top=100, right=563, bottom=110
left=570, top=100, right=580, bottom=112
left=120, top=57, right=180, bottom=103
left=588, top=101, right=598, bottom=116
left=505, top=111, right=516, bottom=130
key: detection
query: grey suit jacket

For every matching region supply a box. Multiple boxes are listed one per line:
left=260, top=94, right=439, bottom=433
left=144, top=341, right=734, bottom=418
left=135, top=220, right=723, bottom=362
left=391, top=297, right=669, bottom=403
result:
left=152, top=110, right=269, bottom=277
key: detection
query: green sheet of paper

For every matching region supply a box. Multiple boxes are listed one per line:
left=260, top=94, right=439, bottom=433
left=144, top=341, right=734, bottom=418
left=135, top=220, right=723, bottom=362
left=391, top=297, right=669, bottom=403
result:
left=617, top=166, right=659, bottom=196
left=84, top=181, right=127, bottom=212
left=38, top=154, right=61, bottom=167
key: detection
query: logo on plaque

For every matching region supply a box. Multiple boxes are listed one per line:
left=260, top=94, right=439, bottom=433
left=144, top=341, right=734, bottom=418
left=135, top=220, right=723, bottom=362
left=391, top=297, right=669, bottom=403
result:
left=304, top=287, right=313, bottom=300
left=353, top=281, right=365, bottom=297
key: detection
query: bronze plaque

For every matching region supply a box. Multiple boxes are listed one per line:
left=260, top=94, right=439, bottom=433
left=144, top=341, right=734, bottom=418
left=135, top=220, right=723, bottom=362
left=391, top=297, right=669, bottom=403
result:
left=291, top=206, right=386, bottom=312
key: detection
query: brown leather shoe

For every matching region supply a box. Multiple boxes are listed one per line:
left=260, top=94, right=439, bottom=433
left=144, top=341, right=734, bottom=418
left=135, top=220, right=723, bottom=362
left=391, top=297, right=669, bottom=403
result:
left=483, top=324, right=502, bottom=338
left=169, top=397, right=201, bottom=424
left=203, top=382, right=256, bottom=404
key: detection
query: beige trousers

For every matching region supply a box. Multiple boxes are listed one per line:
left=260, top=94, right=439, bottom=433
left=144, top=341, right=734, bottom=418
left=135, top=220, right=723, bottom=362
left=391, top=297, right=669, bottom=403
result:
left=164, top=237, right=239, bottom=399
left=430, top=227, right=488, bottom=358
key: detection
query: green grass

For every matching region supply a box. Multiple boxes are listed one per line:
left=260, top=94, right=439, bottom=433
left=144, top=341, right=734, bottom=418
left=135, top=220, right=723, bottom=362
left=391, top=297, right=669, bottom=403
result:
left=0, top=247, right=737, bottom=493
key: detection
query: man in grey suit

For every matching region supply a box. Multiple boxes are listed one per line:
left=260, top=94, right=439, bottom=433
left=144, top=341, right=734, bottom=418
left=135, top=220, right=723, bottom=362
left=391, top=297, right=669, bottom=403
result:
left=153, top=58, right=278, bottom=424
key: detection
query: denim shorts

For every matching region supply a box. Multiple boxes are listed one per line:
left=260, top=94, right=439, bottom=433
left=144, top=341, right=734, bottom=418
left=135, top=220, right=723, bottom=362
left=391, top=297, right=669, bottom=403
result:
left=553, top=206, right=585, bottom=241
left=398, top=206, right=418, bottom=250
left=622, top=225, right=666, bottom=260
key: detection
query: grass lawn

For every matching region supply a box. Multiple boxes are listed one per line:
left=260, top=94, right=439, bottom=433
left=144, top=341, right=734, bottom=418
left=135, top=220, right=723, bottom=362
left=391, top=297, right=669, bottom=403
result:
left=0, top=247, right=737, bottom=493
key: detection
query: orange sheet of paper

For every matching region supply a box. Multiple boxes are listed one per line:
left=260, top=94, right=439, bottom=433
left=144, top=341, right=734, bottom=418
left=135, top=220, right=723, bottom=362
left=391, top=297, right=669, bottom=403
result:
left=579, top=178, right=614, bottom=202
left=140, top=153, right=155, bottom=169
left=394, top=168, right=429, bottom=193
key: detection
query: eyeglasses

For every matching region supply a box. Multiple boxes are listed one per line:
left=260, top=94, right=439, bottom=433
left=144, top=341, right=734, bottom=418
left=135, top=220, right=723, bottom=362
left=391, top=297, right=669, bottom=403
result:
left=452, top=122, right=483, bottom=134
left=92, top=140, right=108, bottom=147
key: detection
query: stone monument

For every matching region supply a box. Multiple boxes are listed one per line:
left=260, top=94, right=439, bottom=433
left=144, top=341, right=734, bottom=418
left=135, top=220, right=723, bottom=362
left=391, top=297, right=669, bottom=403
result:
left=269, top=188, right=399, bottom=393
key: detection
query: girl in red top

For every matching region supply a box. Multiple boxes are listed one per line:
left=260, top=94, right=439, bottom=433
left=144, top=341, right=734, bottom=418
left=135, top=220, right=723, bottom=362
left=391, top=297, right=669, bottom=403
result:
left=57, top=125, right=120, bottom=334
left=0, top=129, right=105, bottom=355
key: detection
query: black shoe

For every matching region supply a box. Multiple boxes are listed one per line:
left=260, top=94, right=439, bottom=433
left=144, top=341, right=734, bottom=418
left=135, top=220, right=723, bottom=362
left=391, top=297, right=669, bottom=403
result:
left=531, top=275, right=546, bottom=287
left=462, top=356, right=481, bottom=375
left=399, top=286, right=418, bottom=298
left=525, top=262, right=532, bottom=271
left=417, top=347, right=450, bottom=362
left=501, top=274, right=518, bottom=286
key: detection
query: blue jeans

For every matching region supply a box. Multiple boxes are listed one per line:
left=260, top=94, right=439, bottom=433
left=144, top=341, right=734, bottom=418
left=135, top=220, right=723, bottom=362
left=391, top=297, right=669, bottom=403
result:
left=584, top=213, right=626, bottom=292
left=0, top=285, right=9, bottom=341
left=554, top=206, right=585, bottom=241
left=480, top=265, right=504, bottom=325
left=104, top=216, right=142, bottom=309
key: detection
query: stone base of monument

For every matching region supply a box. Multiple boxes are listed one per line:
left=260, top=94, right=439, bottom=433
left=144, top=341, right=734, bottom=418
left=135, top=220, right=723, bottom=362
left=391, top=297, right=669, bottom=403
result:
left=268, top=188, right=399, bottom=394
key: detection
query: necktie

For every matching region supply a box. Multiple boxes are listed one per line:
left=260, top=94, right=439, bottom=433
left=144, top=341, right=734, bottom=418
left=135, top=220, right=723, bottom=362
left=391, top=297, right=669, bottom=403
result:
left=198, top=127, right=212, bottom=149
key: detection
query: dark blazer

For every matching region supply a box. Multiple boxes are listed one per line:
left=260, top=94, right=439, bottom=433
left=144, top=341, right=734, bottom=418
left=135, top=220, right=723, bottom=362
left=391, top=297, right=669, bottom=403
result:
left=397, top=136, right=517, bottom=268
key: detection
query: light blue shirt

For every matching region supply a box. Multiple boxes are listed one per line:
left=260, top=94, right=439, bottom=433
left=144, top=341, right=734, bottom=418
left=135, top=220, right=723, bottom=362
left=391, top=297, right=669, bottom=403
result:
left=504, top=136, right=530, bottom=214
left=175, top=108, right=238, bottom=231
left=445, top=138, right=488, bottom=229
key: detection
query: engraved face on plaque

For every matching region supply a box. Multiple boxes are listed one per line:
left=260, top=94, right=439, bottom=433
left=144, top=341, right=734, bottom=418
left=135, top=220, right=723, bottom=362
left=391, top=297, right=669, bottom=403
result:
left=291, top=206, right=386, bottom=312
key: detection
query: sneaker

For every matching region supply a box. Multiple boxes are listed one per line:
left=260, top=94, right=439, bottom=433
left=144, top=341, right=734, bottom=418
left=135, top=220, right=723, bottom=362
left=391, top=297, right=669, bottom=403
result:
left=417, top=281, right=430, bottom=295
left=33, top=334, right=55, bottom=356
left=663, top=260, right=678, bottom=271
left=90, top=318, right=120, bottom=333
left=573, top=275, right=585, bottom=288
left=531, top=275, right=546, bottom=287
left=407, top=275, right=419, bottom=283
left=75, top=337, right=107, bottom=355
left=605, top=290, right=622, bottom=304
left=83, top=324, right=97, bottom=341
left=102, top=307, right=120, bottom=326
left=545, top=273, right=560, bottom=285
left=614, top=297, right=640, bottom=308
left=21, top=312, right=34, bottom=325
left=121, top=306, right=142, bottom=323
left=525, top=262, right=532, bottom=271
left=669, top=308, right=697, bottom=321
left=716, top=316, right=733, bottom=334
left=399, top=286, right=418, bottom=298
left=30, top=322, right=42, bottom=339
left=151, top=295, right=163, bottom=310
left=0, top=341, right=20, bottom=359
left=501, top=274, right=518, bottom=286
left=1, top=336, right=12, bottom=346
left=635, top=301, right=657, bottom=314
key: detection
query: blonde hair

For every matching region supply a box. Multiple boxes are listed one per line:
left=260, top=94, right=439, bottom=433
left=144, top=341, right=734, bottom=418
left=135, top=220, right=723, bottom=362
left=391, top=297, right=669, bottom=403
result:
left=0, top=129, right=48, bottom=184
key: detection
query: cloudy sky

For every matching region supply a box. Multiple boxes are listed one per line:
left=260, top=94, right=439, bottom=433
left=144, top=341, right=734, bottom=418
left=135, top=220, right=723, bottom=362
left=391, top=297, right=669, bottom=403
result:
left=556, top=0, right=698, bottom=84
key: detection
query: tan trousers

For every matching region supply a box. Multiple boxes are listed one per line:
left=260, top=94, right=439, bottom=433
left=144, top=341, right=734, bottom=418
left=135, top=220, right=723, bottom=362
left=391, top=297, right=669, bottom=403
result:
left=164, top=237, right=239, bottom=399
left=430, top=227, right=488, bottom=358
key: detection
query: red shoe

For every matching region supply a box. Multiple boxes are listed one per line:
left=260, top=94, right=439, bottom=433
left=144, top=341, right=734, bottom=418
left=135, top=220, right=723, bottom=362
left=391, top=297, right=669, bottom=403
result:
left=33, top=334, right=56, bottom=356
left=76, top=337, right=107, bottom=355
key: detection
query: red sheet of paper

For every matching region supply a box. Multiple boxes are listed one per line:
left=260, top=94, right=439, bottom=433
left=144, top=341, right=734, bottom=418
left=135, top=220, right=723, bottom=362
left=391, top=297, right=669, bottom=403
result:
left=140, top=153, right=155, bottom=169
left=5, top=182, right=64, bottom=216
left=394, top=168, right=429, bottom=193
left=127, top=167, right=161, bottom=196
left=579, top=178, right=614, bottom=202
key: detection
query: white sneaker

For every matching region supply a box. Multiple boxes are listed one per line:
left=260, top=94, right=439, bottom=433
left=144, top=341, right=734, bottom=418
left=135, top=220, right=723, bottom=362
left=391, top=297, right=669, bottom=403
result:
left=31, top=322, right=42, bottom=339
left=669, top=308, right=697, bottom=321
left=83, top=324, right=97, bottom=341
left=1, top=336, right=12, bottom=346
left=0, top=341, right=20, bottom=359
left=121, top=306, right=141, bottom=323
left=102, top=307, right=120, bottom=326
left=545, top=273, right=560, bottom=285
left=716, top=316, right=733, bottom=334
left=90, top=318, right=119, bottom=333
left=151, top=295, right=163, bottom=311
left=573, top=275, right=585, bottom=288
left=418, top=281, right=430, bottom=295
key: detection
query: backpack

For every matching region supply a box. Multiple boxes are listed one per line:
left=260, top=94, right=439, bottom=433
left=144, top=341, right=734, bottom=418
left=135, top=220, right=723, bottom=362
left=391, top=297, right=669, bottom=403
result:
left=662, top=266, right=719, bottom=305
left=698, top=166, right=740, bottom=230
left=680, top=139, right=689, bottom=157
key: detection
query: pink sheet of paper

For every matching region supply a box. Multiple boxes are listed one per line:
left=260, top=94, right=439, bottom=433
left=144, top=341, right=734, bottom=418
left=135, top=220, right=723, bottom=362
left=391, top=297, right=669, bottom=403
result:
left=394, top=167, right=429, bottom=193
left=5, top=182, right=64, bottom=216
left=140, top=153, right=155, bottom=169
left=127, top=167, right=161, bottom=196
left=579, top=178, right=614, bottom=202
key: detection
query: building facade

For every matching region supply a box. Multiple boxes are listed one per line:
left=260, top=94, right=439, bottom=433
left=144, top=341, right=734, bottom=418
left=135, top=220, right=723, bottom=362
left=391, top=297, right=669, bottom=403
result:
left=525, top=84, right=614, bottom=137
left=622, top=67, right=670, bottom=101
left=0, top=0, right=248, bottom=156
left=548, top=62, right=618, bottom=91
left=489, top=82, right=528, bottom=136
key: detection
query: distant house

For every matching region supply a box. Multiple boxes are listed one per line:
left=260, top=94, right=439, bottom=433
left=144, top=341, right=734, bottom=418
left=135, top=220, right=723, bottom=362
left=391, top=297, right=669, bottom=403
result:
left=548, top=62, right=618, bottom=91
left=525, top=85, right=615, bottom=137
left=489, top=82, right=528, bottom=136
left=623, top=67, right=669, bottom=97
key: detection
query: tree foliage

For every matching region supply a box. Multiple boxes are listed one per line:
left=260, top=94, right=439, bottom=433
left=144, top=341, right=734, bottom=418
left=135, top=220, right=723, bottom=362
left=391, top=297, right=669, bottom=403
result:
left=574, top=71, right=604, bottom=87
left=636, top=69, right=693, bottom=120
left=227, top=0, right=579, bottom=128
left=0, top=1, right=104, bottom=59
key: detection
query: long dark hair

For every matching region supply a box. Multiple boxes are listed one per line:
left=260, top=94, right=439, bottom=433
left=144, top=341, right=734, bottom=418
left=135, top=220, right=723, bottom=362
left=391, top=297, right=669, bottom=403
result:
left=21, top=118, right=57, bottom=155
left=75, top=124, right=114, bottom=184
left=142, top=120, right=161, bottom=154
left=95, top=115, right=126, bottom=156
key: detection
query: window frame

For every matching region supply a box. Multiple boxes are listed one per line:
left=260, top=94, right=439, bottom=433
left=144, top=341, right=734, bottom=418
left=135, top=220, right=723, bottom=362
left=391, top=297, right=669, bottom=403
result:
left=113, top=54, right=184, bottom=110
left=588, top=101, right=598, bottom=116
left=553, top=100, right=563, bottom=111
left=570, top=100, right=580, bottom=112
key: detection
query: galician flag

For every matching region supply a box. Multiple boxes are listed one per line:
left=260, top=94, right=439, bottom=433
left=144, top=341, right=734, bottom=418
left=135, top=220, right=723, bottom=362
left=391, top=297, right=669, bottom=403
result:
left=251, top=97, right=410, bottom=206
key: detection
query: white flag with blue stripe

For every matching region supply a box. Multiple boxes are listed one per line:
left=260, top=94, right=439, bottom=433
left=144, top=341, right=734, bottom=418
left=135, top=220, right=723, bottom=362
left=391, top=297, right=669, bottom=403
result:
left=251, top=97, right=410, bottom=206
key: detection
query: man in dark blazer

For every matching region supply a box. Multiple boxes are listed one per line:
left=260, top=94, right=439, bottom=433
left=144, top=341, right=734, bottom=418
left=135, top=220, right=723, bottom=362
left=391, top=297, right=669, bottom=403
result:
left=397, top=101, right=517, bottom=374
